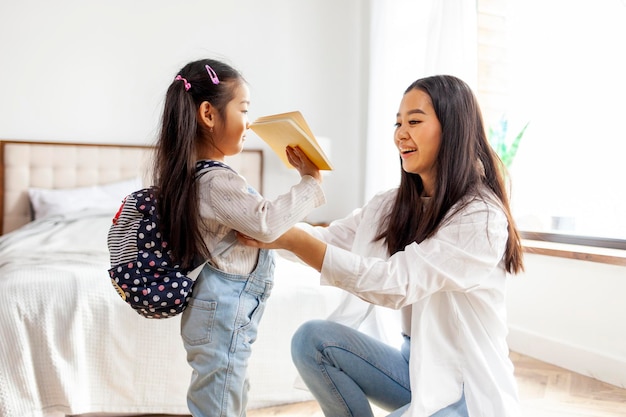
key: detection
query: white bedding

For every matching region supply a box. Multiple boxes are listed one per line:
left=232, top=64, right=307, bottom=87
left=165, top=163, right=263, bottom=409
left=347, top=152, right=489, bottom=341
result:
left=0, top=209, right=348, bottom=416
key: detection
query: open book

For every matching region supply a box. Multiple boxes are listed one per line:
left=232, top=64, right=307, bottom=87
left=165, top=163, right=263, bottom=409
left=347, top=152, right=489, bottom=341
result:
left=249, top=111, right=333, bottom=170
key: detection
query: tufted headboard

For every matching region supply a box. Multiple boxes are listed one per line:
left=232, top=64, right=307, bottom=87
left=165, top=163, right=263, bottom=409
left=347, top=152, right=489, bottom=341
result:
left=0, top=140, right=263, bottom=235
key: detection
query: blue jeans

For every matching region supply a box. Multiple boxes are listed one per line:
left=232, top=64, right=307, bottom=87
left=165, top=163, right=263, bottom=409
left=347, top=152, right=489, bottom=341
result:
left=291, top=320, right=468, bottom=417
left=181, top=249, right=274, bottom=417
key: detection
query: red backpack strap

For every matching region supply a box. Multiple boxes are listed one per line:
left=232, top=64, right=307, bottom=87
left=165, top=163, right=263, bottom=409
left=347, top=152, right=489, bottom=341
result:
left=111, top=195, right=128, bottom=225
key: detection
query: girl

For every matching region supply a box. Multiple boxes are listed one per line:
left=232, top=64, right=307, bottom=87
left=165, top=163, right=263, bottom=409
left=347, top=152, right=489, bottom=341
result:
left=240, top=75, right=524, bottom=417
left=153, top=58, right=325, bottom=417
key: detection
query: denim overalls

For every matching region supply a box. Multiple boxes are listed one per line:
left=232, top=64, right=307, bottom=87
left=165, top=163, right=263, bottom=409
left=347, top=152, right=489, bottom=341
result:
left=181, top=247, right=275, bottom=417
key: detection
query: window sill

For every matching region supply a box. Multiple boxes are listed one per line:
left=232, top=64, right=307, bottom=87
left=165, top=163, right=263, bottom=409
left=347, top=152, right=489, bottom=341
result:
left=522, top=239, right=626, bottom=267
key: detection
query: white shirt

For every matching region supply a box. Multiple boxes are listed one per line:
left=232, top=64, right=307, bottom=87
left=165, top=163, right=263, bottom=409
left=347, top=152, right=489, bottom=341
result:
left=197, top=166, right=325, bottom=275
left=312, top=188, right=521, bottom=417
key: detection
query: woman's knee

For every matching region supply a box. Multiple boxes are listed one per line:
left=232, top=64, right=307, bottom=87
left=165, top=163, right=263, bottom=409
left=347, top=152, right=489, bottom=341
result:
left=291, top=319, right=336, bottom=365
left=292, top=319, right=323, bottom=351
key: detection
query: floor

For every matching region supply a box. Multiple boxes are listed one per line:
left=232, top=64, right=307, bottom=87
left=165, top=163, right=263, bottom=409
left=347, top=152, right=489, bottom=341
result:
left=131, top=352, right=626, bottom=417
left=247, top=351, right=626, bottom=417
left=510, top=352, right=626, bottom=417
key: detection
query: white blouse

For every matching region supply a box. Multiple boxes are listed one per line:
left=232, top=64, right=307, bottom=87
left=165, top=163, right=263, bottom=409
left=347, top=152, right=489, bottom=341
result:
left=197, top=166, right=325, bottom=275
left=312, top=188, right=521, bottom=417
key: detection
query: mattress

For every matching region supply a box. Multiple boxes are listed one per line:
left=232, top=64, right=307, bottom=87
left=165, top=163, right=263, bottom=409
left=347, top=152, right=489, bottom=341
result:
left=0, top=209, right=350, bottom=416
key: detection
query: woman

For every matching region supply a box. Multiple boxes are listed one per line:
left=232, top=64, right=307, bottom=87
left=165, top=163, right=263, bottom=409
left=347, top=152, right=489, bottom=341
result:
left=240, top=75, right=523, bottom=417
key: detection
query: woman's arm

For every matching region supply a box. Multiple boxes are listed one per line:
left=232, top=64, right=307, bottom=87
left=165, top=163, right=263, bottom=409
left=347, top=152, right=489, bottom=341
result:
left=319, top=199, right=510, bottom=309
left=240, top=197, right=510, bottom=309
left=239, top=227, right=327, bottom=271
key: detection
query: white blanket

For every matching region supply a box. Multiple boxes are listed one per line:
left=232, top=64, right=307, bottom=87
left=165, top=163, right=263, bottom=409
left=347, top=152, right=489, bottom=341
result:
left=0, top=210, right=349, bottom=416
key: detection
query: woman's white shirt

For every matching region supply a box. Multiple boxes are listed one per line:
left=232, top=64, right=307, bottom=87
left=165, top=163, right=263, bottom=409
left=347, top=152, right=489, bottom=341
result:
left=313, top=188, right=521, bottom=417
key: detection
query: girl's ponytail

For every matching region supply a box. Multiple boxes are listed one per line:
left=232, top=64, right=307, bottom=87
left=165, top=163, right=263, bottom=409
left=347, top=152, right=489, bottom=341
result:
left=153, top=59, right=244, bottom=268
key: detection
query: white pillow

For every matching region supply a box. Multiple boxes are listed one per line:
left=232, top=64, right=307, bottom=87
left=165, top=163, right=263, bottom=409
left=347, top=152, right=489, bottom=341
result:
left=28, top=177, right=143, bottom=220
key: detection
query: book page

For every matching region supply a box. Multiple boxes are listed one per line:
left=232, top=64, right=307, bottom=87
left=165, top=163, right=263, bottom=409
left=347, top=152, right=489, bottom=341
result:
left=250, top=111, right=333, bottom=170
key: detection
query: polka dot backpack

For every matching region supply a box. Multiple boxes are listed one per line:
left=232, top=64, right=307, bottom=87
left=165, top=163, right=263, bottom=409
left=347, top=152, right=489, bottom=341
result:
left=107, top=160, right=232, bottom=319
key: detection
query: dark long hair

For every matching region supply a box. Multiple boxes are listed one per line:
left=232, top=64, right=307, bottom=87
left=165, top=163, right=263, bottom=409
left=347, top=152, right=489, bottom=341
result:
left=376, top=75, right=524, bottom=274
left=153, top=58, right=244, bottom=268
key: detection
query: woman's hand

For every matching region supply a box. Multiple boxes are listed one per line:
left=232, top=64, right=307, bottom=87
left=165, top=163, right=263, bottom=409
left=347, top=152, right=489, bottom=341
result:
left=236, top=231, right=291, bottom=250
left=287, top=146, right=322, bottom=183
left=237, top=227, right=327, bottom=272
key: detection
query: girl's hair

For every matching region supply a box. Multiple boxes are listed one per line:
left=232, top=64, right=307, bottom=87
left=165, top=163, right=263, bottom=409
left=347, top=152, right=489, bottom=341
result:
left=376, top=75, right=524, bottom=274
left=153, top=58, right=245, bottom=268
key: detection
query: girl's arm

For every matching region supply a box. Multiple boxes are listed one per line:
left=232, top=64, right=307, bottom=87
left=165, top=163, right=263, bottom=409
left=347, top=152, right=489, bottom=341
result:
left=205, top=149, right=325, bottom=242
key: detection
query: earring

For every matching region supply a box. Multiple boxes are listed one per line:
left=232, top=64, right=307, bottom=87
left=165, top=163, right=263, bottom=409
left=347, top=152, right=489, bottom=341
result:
left=210, top=127, right=213, bottom=133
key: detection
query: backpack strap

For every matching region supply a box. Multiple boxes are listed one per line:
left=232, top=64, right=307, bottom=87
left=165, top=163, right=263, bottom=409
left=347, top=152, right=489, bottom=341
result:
left=188, top=160, right=238, bottom=280
left=195, top=160, right=235, bottom=178
left=187, top=230, right=237, bottom=281
left=187, top=260, right=208, bottom=280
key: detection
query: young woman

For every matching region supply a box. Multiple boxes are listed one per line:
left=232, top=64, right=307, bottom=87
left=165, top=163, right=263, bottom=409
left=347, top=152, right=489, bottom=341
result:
left=240, top=75, right=524, bottom=417
left=153, top=58, right=325, bottom=417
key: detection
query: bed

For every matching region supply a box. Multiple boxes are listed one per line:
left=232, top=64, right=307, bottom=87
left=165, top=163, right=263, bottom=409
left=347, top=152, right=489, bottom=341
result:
left=0, top=140, right=349, bottom=417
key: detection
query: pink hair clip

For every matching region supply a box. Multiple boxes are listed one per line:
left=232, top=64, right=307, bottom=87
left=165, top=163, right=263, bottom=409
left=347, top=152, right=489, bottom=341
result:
left=175, top=75, right=191, bottom=91
left=205, top=65, right=220, bottom=85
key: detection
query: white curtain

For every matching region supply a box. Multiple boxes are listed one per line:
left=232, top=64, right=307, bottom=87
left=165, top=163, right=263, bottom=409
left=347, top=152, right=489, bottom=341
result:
left=364, top=0, right=478, bottom=201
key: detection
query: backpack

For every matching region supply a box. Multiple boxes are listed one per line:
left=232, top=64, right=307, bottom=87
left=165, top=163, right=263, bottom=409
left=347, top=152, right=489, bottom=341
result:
left=107, top=161, right=232, bottom=319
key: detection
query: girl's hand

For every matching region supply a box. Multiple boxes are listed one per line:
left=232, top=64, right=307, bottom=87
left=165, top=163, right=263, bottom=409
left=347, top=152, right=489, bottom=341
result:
left=286, top=146, right=322, bottom=183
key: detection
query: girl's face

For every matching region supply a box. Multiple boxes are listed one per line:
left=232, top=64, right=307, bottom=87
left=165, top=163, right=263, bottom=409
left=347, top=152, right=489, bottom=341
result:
left=214, top=82, right=250, bottom=157
left=394, top=88, right=442, bottom=196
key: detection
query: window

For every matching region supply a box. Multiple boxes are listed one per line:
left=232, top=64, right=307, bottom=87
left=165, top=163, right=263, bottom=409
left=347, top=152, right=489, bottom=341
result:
left=477, top=0, right=626, bottom=244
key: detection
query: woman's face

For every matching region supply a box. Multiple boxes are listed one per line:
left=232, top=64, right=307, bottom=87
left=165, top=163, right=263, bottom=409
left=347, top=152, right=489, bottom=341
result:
left=394, top=88, right=442, bottom=196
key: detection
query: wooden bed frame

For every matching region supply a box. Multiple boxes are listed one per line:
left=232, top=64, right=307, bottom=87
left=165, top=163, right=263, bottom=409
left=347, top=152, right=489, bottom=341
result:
left=0, top=140, right=263, bottom=235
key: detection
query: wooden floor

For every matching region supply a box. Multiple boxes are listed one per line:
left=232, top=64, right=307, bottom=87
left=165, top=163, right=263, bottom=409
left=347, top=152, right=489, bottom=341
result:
left=247, top=352, right=626, bottom=417
left=136, top=352, right=626, bottom=417
left=510, top=352, right=626, bottom=417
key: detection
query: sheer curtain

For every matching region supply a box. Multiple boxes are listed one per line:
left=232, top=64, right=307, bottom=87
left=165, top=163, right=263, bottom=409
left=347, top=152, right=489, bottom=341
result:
left=364, top=0, right=478, bottom=201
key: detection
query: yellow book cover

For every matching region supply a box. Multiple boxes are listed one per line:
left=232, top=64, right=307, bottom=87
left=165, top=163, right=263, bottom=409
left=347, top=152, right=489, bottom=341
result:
left=249, top=111, right=333, bottom=170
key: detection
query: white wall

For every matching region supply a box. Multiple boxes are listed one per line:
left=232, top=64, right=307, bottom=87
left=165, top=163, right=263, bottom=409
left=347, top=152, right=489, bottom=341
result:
left=507, top=254, right=626, bottom=388
left=0, top=0, right=369, bottom=223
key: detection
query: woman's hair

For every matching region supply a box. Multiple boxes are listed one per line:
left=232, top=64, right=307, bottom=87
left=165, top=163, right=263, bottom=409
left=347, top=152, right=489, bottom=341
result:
left=376, top=75, right=524, bottom=274
left=153, top=58, right=245, bottom=268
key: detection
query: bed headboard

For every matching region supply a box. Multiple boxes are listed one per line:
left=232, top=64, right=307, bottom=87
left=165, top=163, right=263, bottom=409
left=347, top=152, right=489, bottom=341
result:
left=0, top=140, right=263, bottom=235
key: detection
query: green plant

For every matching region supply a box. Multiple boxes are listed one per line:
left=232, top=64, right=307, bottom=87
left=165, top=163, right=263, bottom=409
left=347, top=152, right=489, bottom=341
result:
left=488, top=117, right=529, bottom=168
